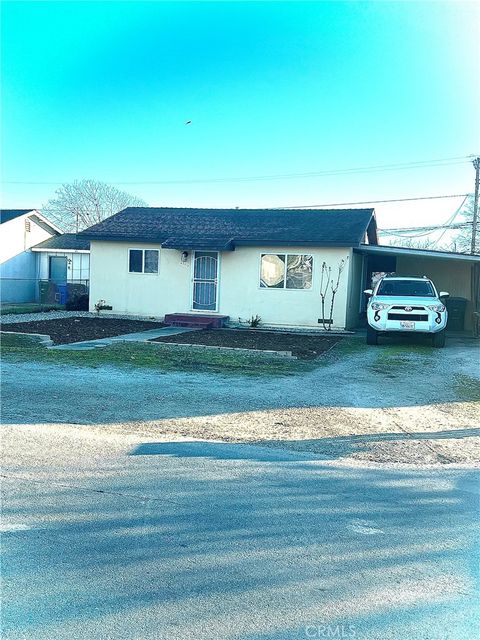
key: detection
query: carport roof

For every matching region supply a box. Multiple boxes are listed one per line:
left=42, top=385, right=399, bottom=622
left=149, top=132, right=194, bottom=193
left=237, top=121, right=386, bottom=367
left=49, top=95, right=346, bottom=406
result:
left=356, top=244, right=480, bottom=262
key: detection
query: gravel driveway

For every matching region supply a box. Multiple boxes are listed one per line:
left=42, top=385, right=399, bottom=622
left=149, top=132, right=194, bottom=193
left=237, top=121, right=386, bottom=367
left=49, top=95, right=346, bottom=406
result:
left=1, top=337, right=478, bottom=466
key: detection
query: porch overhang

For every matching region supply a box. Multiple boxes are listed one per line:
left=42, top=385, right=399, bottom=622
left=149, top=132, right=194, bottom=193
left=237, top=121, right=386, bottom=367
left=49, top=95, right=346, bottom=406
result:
left=161, top=237, right=235, bottom=251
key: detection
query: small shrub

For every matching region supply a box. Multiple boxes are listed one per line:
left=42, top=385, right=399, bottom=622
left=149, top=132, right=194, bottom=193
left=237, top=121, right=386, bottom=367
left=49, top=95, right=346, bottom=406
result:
left=66, top=293, right=89, bottom=311
left=248, top=314, right=262, bottom=328
left=94, top=299, right=113, bottom=313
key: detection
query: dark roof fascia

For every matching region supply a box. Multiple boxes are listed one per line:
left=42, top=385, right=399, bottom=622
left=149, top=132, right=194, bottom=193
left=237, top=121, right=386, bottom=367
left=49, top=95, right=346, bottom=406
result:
left=85, top=235, right=359, bottom=249
left=233, top=240, right=358, bottom=248
left=161, top=238, right=235, bottom=251
left=84, top=234, right=158, bottom=243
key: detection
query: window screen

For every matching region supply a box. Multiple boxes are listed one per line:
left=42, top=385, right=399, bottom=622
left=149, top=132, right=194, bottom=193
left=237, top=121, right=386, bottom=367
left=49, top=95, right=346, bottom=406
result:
left=144, top=250, right=159, bottom=274
left=286, top=254, right=313, bottom=289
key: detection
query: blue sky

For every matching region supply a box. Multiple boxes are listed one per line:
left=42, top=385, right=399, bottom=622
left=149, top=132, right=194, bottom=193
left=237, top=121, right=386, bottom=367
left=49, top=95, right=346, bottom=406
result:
left=1, top=1, right=479, bottom=232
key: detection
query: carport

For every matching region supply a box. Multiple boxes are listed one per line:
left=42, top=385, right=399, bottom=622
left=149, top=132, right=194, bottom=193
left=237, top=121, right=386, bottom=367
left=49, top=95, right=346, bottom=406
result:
left=351, top=245, right=480, bottom=335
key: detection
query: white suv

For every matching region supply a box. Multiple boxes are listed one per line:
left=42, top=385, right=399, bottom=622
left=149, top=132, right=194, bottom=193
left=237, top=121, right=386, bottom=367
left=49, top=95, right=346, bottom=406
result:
left=365, top=276, right=449, bottom=348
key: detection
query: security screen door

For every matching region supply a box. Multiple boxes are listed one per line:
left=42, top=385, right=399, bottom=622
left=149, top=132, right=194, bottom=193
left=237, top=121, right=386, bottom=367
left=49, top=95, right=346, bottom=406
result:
left=192, top=252, right=218, bottom=311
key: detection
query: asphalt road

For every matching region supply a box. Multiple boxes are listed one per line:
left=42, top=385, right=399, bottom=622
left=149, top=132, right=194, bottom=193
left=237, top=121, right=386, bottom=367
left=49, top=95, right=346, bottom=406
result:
left=1, top=423, right=479, bottom=640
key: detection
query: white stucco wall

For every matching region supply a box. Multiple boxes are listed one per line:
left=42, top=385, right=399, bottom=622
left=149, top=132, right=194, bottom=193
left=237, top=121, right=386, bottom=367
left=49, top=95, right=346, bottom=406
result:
left=89, top=241, right=352, bottom=328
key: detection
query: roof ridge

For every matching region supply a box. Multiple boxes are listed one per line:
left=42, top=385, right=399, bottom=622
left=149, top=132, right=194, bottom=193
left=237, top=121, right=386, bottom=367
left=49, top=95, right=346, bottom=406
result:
left=122, top=206, right=374, bottom=212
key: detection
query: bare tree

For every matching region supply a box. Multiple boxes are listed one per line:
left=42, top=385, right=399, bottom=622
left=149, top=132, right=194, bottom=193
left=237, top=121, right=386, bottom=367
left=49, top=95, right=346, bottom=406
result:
left=385, top=237, right=434, bottom=250
left=319, top=257, right=348, bottom=331
left=450, top=195, right=478, bottom=254
left=42, top=179, right=147, bottom=232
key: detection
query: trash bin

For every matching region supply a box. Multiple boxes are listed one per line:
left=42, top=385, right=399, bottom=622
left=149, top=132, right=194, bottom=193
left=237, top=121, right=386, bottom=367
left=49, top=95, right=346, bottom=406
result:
left=56, top=284, right=68, bottom=305
left=39, top=280, right=50, bottom=303
left=446, top=297, right=467, bottom=331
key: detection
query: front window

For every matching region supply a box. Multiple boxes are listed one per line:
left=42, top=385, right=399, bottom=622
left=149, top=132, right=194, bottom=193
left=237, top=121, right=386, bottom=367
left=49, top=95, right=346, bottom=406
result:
left=129, top=249, right=159, bottom=274
left=376, top=279, right=435, bottom=297
left=260, top=254, right=313, bottom=289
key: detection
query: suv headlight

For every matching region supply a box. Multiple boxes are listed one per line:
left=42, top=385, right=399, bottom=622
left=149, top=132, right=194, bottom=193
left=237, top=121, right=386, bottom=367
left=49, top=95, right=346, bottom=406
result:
left=426, top=304, right=445, bottom=312
left=371, top=302, right=389, bottom=311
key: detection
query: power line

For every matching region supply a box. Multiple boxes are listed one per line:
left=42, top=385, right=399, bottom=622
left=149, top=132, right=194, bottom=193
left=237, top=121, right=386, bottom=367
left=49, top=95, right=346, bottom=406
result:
left=278, top=193, right=469, bottom=209
left=429, top=199, right=466, bottom=248
left=35, top=193, right=468, bottom=218
left=2, top=155, right=474, bottom=186
left=379, top=196, right=469, bottom=242
left=380, top=223, right=472, bottom=235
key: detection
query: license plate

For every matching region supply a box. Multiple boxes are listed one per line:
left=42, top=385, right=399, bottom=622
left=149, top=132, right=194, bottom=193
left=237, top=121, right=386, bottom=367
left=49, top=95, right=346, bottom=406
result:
left=400, top=321, right=415, bottom=330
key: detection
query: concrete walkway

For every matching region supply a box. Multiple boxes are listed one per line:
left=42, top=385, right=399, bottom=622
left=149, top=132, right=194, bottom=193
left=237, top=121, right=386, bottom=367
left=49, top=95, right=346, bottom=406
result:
left=50, top=326, right=197, bottom=350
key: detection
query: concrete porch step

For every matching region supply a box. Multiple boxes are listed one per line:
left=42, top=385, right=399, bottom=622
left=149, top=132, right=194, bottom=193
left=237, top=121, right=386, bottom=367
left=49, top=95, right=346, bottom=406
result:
left=164, top=313, right=229, bottom=329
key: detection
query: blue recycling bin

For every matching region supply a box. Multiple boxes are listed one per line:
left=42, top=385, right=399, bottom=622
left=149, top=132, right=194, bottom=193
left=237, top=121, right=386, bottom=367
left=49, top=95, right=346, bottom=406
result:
left=56, top=284, right=68, bottom=305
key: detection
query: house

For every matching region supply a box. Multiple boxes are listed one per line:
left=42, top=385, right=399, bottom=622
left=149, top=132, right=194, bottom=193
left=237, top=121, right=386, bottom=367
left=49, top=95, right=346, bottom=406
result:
left=0, top=209, right=90, bottom=305
left=82, top=206, right=480, bottom=332
left=31, top=234, right=90, bottom=304
left=82, top=206, right=375, bottom=328
left=0, top=209, right=62, bottom=303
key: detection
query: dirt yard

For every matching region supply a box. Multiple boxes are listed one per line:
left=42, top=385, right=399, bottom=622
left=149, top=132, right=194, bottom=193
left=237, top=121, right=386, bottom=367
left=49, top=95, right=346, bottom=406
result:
left=153, top=328, right=342, bottom=359
left=2, top=335, right=479, bottom=466
left=1, top=317, right=165, bottom=345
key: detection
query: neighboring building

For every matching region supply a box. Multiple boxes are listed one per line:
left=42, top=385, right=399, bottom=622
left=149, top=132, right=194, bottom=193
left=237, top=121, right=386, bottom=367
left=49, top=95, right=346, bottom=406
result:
left=82, top=207, right=480, bottom=333
left=0, top=209, right=62, bottom=303
left=31, top=234, right=90, bottom=305
left=0, top=209, right=90, bottom=305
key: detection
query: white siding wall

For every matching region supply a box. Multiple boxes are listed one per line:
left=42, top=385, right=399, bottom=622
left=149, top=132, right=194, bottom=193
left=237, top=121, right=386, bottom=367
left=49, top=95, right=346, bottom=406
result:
left=89, top=241, right=351, bottom=328
left=1, top=214, right=54, bottom=265
left=0, top=215, right=57, bottom=303
left=38, top=252, right=90, bottom=281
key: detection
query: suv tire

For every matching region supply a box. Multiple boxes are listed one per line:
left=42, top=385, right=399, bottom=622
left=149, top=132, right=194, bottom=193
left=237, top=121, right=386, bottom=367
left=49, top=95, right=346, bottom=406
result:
left=366, top=325, right=378, bottom=345
left=432, top=330, right=446, bottom=348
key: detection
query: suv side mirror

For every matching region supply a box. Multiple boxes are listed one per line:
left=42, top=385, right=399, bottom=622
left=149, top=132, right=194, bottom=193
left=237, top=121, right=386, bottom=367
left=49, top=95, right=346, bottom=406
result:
left=439, top=291, right=450, bottom=299
left=364, top=289, right=373, bottom=296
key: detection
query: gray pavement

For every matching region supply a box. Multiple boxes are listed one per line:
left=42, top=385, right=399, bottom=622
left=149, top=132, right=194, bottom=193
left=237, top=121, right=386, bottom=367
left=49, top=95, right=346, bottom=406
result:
left=1, top=423, right=479, bottom=640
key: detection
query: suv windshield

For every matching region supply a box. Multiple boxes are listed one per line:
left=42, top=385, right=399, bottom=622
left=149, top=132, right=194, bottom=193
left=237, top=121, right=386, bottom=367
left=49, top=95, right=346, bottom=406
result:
left=376, top=279, right=435, bottom=297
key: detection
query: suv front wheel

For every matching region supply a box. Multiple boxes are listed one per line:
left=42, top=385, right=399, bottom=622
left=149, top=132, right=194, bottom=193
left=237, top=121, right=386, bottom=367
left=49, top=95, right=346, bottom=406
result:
left=432, top=330, right=446, bottom=348
left=366, top=325, right=378, bottom=345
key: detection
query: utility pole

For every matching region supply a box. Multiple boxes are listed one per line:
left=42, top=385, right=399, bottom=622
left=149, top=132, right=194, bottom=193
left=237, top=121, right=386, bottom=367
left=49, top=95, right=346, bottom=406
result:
left=472, top=156, right=480, bottom=254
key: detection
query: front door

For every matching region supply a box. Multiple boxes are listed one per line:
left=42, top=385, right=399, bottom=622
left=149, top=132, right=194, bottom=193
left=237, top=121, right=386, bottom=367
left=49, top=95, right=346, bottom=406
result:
left=49, top=256, right=67, bottom=283
left=192, top=252, right=218, bottom=311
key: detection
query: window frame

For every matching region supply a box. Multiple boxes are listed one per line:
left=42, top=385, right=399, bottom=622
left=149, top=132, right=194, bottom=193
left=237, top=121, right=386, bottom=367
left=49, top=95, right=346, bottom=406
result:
left=259, top=252, right=314, bottom=291
left=128, top=248, right=159, bottom=275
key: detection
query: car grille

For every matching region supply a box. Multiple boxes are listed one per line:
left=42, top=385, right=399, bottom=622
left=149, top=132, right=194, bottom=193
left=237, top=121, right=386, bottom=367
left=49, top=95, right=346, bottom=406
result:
left=388, top=313, right=428, bottom=321
left=390, top=306, right=426, bottom=311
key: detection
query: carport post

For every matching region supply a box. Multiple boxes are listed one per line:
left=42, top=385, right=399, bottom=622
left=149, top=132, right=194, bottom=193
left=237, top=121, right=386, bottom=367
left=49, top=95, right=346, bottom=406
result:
left=471, top=157, right=479, bottom=254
